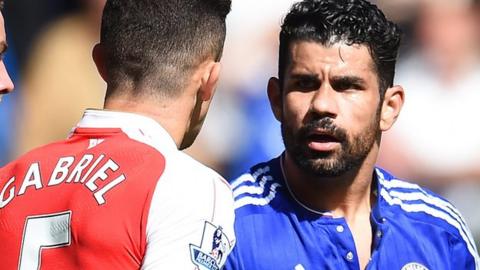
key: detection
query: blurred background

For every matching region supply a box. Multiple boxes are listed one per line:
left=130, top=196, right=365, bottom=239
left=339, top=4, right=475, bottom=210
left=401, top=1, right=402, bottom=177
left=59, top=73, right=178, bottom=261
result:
left=2, top=0, right=480, bottom=249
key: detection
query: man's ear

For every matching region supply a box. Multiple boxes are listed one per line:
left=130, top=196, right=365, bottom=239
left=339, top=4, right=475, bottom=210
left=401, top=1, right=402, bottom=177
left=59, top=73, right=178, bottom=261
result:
left=199, top=62, right=221, bottom=102
left=92, top=43, right=108, bottom=82
left=380, top=85, right=405, bottom=131
left=267, top=77, right=283, bottom=122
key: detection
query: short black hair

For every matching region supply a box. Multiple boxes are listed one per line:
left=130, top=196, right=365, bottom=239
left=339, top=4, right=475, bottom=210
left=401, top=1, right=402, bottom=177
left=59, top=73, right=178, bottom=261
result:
left=279, top=0, right=401, bottom=95
left=101, top=0, right=231, bottom=98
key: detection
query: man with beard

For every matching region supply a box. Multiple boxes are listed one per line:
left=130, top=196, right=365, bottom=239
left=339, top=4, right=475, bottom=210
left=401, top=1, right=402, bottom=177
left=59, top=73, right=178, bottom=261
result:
left=225, top=0, right=479, bottom=269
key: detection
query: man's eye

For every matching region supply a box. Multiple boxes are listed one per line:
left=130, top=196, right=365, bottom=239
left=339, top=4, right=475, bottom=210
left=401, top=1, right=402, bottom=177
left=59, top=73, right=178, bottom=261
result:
left=295, top=79, right=318, bottom=90
left=332, top=81, right=353, bottom=91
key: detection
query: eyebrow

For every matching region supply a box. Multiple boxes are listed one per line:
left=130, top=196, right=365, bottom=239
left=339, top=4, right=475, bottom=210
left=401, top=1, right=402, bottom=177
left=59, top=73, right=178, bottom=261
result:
left=289, top=73, right=366, bottom=85
left=330, top=75, right=367, bottom=86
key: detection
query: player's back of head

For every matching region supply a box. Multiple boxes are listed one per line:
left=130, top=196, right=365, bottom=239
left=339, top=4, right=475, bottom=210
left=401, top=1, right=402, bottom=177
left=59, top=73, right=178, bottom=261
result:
left=100, top=0, right=232, bottom=99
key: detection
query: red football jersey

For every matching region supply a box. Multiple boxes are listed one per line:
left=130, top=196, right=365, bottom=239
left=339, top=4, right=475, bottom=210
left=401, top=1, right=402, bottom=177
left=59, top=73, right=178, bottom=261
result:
left=0, top=110, right=235, bottom=270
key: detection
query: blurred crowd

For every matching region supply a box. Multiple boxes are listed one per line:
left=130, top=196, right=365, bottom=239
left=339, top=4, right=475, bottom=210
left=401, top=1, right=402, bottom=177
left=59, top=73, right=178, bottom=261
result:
left=2, top=0, right=480, bottom=249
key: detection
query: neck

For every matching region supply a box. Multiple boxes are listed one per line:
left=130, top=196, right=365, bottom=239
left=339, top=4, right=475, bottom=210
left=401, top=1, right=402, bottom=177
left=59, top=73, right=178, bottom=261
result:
left=282, top=149, right=378, bottom=223
left=103, top=94, right=195, bottom=149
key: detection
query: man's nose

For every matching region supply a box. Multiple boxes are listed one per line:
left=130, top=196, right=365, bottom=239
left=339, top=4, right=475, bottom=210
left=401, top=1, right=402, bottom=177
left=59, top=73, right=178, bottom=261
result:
left=0, top=61, right=14, bottom=95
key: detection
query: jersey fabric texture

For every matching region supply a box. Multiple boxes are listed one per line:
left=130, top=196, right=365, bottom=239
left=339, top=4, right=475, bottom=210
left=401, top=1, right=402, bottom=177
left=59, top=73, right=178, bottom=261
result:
left=0, top=109, right=235, bottom=270
left=225, top=154, right=479, bottom=270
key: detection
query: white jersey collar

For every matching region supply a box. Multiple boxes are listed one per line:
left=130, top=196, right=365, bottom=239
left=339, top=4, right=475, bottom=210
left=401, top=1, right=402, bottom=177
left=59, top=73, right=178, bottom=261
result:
left=75, top=109, right=178, bottom=152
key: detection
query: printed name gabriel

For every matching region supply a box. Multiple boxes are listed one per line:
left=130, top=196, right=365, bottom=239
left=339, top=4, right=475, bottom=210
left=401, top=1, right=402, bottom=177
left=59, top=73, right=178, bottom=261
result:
left=0, top=154, right=126, bottom=208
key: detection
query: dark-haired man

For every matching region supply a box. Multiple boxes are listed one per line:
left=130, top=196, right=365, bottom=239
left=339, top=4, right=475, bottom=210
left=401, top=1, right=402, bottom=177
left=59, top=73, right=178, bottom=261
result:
left=0, top=0, right=234, bottom=269
left=0, top=0, right=14, bottom=102
left=226, top=0, right=479, bottom=269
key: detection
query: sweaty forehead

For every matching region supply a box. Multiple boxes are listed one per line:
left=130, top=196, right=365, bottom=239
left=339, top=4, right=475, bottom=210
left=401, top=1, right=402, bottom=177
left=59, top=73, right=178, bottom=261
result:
left=287, top=41, right=375, bottom=76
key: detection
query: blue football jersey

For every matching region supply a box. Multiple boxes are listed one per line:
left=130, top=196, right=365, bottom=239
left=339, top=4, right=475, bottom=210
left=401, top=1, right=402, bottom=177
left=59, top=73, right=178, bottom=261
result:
left=225, top=155, right=479, bottom=270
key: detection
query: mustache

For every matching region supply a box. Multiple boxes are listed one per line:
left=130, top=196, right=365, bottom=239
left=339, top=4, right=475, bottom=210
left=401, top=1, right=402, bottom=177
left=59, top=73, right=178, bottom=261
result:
left=299, top=118, right=347, bottom=142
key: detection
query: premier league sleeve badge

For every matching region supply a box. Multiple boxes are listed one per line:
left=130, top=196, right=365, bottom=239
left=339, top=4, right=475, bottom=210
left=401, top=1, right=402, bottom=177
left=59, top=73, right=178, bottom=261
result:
left=190, top=221, right=233, bottom=270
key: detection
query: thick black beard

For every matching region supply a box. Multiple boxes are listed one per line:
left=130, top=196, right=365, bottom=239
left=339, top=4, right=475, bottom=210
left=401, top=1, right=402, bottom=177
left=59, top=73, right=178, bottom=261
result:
left=281, top=116, right=379, bottom=178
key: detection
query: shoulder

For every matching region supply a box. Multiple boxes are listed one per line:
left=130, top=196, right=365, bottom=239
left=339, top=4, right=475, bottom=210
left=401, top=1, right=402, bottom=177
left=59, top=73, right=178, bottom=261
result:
left=376, top=168, right=479, bottom=262
left=229, top=157, right=284, bottom=214
left=1, top=140, right=69, bottom=172
left=167, top=151, right=229, bottom=189
left=376, top=168, right=463, bottom=231
left=143, top=152, right=235, bottom=269
left=149, top=150, right=232, bottom=216
left=119, top=124, right=226, bottom=190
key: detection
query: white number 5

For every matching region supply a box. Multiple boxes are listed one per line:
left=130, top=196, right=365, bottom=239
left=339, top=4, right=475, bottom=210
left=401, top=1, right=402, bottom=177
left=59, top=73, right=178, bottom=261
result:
left=19, top=211, right=71, bottom=270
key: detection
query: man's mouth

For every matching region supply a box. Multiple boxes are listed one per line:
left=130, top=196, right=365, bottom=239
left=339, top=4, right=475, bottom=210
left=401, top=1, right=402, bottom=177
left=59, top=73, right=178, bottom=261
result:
left=306, top=130, right=341, bottom=151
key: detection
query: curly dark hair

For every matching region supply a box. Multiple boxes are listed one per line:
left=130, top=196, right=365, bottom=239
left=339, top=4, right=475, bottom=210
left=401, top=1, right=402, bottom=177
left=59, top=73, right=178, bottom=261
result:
left=101, top=0, right=231, bottom=98
left=279, top=0, right=401, bottom=95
